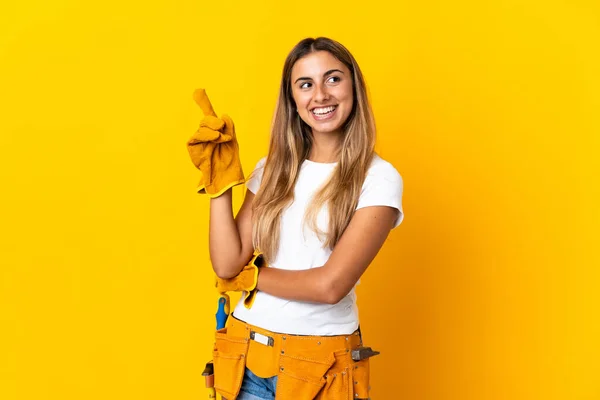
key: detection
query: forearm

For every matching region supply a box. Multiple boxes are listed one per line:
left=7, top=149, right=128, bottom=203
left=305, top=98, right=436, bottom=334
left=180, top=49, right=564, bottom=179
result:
left=208, top=189, right=244, bottom=278
left=256, top=266, right=342, bottom=304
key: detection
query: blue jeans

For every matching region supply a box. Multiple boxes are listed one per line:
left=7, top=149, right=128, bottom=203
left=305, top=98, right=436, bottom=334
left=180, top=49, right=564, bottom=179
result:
left=236, top=367, right=278, bottom=400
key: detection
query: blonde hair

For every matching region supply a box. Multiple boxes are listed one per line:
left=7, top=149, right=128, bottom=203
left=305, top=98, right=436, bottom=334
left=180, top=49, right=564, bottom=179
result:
left=251, top=37, right=376, bottom=264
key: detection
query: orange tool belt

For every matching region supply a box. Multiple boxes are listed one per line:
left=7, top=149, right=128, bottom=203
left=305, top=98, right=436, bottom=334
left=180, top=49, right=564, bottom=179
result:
left=212, top=314, right=373, bottom=400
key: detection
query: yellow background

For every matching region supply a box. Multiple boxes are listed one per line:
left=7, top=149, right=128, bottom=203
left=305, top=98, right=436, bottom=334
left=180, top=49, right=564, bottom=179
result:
left=1, top=0, right=599, bottom=399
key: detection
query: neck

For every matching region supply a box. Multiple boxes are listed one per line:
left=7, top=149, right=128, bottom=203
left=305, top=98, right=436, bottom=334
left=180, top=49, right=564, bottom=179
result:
left=308, top=130, right=343, bottom=163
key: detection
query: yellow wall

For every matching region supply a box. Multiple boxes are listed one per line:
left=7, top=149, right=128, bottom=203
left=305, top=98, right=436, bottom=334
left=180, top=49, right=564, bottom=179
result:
left=1, top=1, right=599, bottom=399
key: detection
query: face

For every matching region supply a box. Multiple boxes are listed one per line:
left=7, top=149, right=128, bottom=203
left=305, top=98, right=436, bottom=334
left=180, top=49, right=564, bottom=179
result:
left=290, top=51, right=354, bottom=137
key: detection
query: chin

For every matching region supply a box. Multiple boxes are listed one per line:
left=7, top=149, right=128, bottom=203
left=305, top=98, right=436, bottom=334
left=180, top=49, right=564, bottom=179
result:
left=313, top=125, right=343, bottom=134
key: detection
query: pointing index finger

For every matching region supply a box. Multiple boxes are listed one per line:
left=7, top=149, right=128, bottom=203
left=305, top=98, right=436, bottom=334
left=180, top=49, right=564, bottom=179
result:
left=193, top=88, right=217, bottom=118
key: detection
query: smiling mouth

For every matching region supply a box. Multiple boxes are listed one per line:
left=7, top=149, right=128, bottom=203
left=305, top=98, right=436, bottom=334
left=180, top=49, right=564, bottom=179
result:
left=311, top=105, right=338, bottom=116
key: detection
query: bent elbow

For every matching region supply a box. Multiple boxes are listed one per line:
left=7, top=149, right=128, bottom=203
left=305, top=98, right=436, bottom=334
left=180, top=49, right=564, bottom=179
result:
left=210, top=253, right=249, bottom=279
left=214, top=268, right=237, bottom=280
left=323, top=293, right=342, bottom=305
left=212, top=261, right=244, bottom=279
left=320, top=282, right=347, bottom=305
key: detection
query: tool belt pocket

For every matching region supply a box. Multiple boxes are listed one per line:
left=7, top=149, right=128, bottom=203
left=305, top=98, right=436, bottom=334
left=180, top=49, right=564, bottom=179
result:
left=212, top=327, right=249, bottom=400
left=316, top=350, right=353, bottom=400
left=275, top=351, right=335, bottom=400
left=350, top=358, right=370, bottom=399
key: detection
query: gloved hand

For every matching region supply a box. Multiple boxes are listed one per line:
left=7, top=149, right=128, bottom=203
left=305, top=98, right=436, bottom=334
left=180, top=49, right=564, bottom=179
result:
left=215, top=252, right=266, bottom=309
left=187, top=88, right=245, bottom=198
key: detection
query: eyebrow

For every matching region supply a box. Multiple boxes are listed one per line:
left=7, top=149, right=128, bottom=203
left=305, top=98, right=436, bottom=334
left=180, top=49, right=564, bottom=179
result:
left=294, top=69, right=345, bottom=84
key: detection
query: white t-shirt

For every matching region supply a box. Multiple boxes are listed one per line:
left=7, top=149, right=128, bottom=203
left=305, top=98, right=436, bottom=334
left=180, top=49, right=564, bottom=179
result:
left=232, top=154, right=404, bottom=335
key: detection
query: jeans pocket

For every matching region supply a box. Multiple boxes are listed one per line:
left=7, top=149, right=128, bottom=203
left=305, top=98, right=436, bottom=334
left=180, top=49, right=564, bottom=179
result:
left=212, top=327, right=249, bottom=399
left=350, top=358, right=370, bottom=399
left=275, top=352, right=335, bottom=400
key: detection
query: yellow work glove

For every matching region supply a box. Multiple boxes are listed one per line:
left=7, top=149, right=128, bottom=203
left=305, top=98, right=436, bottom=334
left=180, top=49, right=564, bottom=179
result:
left=215, top=253, right=265, bottom=309
left=187, top=88, right=245, bottom=198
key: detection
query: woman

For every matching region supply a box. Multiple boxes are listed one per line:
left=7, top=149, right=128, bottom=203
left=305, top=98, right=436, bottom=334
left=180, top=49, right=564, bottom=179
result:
left=208, top=37, right=404, bottom=400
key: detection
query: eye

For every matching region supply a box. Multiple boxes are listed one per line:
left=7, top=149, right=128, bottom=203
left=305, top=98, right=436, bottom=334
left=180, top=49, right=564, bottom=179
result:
left=299, top=76, right=340, bottom=89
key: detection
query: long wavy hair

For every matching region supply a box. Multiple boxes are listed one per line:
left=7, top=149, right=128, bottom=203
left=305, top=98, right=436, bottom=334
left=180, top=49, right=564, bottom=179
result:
left=251, top=37, right=376, bottom=264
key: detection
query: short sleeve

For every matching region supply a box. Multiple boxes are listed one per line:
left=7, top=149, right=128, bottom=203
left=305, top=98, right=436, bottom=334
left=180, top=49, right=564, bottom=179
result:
left=356, top=159, right=404, bottom=229
left=246, top=156, right=267, bottom=194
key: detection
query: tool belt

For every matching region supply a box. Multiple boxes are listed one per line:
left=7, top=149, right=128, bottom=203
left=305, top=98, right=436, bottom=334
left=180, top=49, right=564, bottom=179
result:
left=212, top=314, right=375, bottom=400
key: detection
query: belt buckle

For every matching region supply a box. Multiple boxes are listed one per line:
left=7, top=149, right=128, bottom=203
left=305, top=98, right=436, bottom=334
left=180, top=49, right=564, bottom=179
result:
left=250, top=331, right=274, bottom=347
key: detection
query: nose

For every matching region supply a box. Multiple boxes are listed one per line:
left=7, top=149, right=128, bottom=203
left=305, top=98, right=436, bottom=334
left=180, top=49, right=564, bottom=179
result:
left=314, top=83, right=330, bottom=103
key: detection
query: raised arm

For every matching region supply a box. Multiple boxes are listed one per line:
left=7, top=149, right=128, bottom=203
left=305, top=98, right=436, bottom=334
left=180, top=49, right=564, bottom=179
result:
left=209, top=188, right=256, bottom=279
left=256, top=205, right=399, bottom=304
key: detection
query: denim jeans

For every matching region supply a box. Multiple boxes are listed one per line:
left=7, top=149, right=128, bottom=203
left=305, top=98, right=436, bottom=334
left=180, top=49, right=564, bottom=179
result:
left=236, top=367, right=278, bottom=400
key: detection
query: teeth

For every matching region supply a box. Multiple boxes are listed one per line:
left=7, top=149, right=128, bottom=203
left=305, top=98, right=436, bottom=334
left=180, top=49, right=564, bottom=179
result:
left=312, top=106, right=336, bottom=115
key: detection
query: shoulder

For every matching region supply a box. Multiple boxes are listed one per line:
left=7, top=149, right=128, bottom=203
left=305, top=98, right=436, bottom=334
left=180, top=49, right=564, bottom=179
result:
left=364, top=153, right=403, bottom=186
left=254, top=156, right=267, bottom=170
left=246, top=156, right=268, bottom=194
left=250, top=156, right=268, bottom=177
left=356, top=153, right=404, bottom=226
